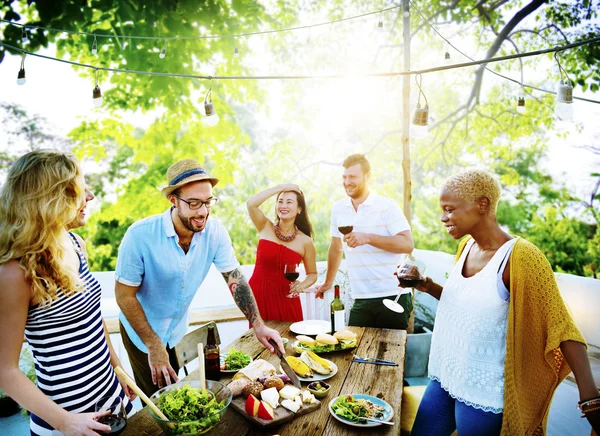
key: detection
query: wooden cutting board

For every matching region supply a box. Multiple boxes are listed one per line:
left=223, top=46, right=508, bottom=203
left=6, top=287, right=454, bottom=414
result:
left=230, top=396, right=320, bottom=427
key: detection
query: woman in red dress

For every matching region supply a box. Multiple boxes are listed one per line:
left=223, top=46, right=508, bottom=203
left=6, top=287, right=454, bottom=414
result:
left=247, top=184, right=317, bottom=323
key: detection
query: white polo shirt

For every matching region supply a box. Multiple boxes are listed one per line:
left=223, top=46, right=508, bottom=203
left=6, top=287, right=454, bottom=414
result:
left=330, top=193, right=411, bottom=299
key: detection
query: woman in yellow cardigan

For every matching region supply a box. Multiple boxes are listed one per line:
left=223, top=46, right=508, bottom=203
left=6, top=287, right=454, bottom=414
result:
left=406, top=170, right=599, bottom=436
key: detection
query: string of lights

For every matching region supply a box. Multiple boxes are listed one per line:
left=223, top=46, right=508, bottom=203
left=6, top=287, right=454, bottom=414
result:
left=3, top=7, right=599, bottom=129
left=408, top=0, right=600, bottom=105
left=0, top=4, right=400, bottom=42
left=2, top=36, right=598, bottom=81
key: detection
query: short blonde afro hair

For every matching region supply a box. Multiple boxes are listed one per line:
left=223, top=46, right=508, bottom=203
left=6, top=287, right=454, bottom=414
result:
left=442, top=169, right=501, bottom=215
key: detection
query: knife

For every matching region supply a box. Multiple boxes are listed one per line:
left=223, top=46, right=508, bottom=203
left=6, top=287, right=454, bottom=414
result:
left=268, top=338, right=302, bottom=388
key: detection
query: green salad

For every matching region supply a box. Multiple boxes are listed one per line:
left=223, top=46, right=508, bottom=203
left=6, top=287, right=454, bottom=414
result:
left=223, top=348, right=251, bottom=370
left=156, top=385, right=224, bottom=434
left=331, top=395, right=385, bottom=424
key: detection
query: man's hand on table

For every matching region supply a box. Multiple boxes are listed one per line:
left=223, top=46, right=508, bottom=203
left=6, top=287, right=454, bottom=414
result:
left=147, top=342, right=179, bottom=388
left=254, top=323, right=285, bottom=354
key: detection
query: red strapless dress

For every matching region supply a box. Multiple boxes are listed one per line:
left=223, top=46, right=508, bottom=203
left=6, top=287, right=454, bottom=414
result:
left=249, top=239, right=304, bottom=324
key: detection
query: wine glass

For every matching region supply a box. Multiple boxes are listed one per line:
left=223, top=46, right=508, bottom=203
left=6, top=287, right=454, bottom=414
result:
left=284, top=263, right=300, bottom=298
left=337, top=215, right=355, bottom=251
left=95, top=395, right=127, bottom=435
left=383, top=256, right=426, bottom=313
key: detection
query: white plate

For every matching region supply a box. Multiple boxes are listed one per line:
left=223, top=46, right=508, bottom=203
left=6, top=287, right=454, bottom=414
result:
left=328, top=394, right=394, bottom=427
left=290, top=340, right=357, bottom=355
left=219, top=353, right=253, bottom=373
left=298, top=359, right=337, bottom=382
left=280, top=358, right=338, bottom=382
left=289, top=320, right=331, bottom=336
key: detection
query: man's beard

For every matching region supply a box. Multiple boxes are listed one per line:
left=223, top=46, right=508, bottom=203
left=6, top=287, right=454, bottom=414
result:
left=179, top=210, right=208, bottom=232
left=345, top=182, right=366, bottom=199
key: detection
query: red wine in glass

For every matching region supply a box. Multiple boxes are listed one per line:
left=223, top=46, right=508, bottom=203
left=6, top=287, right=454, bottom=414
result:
left=95, top=396, right=126, bottom=436
left=397, top=277, right=425, bottom=287
left=284, top=264, right=299, bottom=281
left=338, top=225, right=353, bottom=235
left=97, top=414, right=127, bottom=435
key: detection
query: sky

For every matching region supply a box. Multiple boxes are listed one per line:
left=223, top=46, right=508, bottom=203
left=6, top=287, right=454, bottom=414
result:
left=0, top=6, right=598, bottom=205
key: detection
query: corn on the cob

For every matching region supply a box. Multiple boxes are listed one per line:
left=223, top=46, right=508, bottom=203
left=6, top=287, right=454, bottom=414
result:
left=285, top=356, right=313, bottom=377
left=305, top=350, right=333, bottom=370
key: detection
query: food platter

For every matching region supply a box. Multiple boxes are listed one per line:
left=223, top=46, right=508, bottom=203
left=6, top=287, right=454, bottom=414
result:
left=279, top=358, right=338, bottom=382
left=291, top=340, right=357, bottom=354
left=328, top=394, right=393, bottom=427
left=298, top=359, right=337, bottom=382
left=220, top=353, right=253, bottom=374
left=289, top=320, right=331, bottom=336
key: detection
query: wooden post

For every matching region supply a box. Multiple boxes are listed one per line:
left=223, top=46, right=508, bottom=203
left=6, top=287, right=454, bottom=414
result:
left=402, top=0, right=415, bottom=334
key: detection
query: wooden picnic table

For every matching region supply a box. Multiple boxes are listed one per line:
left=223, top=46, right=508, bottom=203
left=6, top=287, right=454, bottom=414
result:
left=122, top=320, right=407, bottom=435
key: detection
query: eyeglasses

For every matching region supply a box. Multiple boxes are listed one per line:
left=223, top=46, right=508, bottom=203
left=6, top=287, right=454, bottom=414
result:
left=174, top=195, right=218, bottom=210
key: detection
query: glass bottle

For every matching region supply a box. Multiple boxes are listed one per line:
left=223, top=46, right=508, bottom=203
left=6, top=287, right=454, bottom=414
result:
left=330, top=285, right=345, bottom=333
left=204, top=323, right=221, bottom=381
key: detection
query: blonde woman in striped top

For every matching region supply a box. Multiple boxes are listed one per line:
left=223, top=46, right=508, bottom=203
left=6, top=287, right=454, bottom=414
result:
left=0, top=150, right=135, bottom=436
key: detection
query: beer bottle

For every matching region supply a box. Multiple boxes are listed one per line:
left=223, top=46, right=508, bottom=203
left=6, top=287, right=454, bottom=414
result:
left=204, top=323, right=221, bottom=381
left=330, top=285, right=345, bottom=333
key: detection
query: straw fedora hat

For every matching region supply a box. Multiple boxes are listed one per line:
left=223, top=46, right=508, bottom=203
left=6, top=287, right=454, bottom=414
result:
left=161, top=159, right=219, bottom=198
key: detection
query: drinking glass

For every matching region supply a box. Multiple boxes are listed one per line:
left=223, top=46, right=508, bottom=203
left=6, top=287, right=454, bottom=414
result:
left=284, top=263, right=300, bottom=298
left=337, top=215, right=355, bottom=251
left=383, top=256, right=426, bottom=313
left=95, top=395, right=127, bottom=435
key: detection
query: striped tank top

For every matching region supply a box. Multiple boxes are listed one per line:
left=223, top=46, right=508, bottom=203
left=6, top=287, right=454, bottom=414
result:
left=24, top=233, right=131, bottom=435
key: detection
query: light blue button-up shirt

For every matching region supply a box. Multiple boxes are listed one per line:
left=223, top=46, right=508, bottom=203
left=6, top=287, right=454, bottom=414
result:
left=116, top=208, right=240, bottom=353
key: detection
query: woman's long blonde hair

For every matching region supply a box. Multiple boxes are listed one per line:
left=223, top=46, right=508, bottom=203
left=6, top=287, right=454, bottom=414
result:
left=0, top=150, right=85, bottom=306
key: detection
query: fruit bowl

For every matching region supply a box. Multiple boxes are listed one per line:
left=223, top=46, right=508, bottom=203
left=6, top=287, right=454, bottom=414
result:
left=148, top=380, right=232, bottom=435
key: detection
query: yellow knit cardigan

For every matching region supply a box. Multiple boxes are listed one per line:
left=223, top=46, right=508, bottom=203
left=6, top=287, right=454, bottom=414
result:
left=455, top=236, right=586, bottom=435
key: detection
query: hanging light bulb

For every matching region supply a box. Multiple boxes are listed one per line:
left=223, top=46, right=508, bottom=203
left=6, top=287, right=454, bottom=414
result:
left=376, top=12, right=384, bottom=33
left=443, top=42, right=452, bottom=64
left=16, top=55, right=26, bottom=85
left=411, top=73, right=429, bottom=139
left=234, top=46, right=239, bottom=57
left=91, top=36, right=98, bottom=55
left=92, top=69, right=103, bottom=106
left=203, top=79, right=219, bottom=127
left=555, top=80, right=573, bottom=121
left=411, top=104, right=429, bottom=139
left=21, top=27, right=29, bottom=44
left=159, top=40, right=167, bottom=59
left=517, top=87, right=526, bottom=114
left=93, top=85, right=103, bottom=106
left=553, top=51, right=573, bottom=121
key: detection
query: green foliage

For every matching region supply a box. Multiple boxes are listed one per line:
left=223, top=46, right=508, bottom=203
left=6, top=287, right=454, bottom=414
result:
left=1, top=1, right=599, bottom=279
left=526, top=206, right=595, bottom=276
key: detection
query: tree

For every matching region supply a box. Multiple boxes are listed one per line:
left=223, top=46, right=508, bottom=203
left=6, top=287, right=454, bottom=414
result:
left=1, top=1, right=598, bottom=281
left=0, top=102, right=71, bottom=180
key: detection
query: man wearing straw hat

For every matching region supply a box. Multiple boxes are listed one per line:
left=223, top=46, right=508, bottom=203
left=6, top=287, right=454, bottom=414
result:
left=115, top=158, right=284, bottom=396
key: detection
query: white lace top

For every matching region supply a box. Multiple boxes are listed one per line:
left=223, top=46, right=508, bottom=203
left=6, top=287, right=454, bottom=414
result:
left=428, top=238, right=516, bottom=413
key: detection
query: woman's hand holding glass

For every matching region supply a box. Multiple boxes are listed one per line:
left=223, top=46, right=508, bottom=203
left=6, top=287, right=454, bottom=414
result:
left=284, top=263, right=301, bottom=298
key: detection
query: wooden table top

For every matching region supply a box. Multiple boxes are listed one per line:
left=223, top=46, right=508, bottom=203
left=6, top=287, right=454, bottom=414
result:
left=122, top=320, right=407, bottom=436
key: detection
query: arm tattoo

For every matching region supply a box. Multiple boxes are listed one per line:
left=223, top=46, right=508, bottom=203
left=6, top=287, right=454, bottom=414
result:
left=222, top=268, right=260, bottom=325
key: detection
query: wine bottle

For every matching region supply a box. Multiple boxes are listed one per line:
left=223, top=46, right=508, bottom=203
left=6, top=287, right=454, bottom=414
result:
left=204, top=323, right=221, bottom=381
left=330, top=285, right=345, bottom=333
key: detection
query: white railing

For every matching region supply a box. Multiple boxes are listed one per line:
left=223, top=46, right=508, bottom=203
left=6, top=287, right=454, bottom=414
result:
left=93, top=250, right=599, bottom=347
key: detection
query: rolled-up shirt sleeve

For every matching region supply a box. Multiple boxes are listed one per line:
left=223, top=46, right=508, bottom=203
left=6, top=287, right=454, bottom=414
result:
left=115, top=228, right=144, bottom=287
left=213, top=223, right=241, bottom=273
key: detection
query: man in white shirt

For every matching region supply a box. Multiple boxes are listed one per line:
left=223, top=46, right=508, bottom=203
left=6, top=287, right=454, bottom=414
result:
left=316, top=154, right=415, bottom=329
